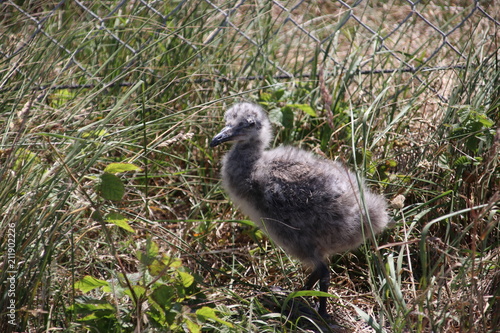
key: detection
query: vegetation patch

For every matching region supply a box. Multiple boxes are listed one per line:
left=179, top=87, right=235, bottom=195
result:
left=0, top=1, right=498, bottom=332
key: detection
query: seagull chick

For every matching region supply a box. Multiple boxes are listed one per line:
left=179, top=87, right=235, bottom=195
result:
left=211, top=102, right=390, bottom=317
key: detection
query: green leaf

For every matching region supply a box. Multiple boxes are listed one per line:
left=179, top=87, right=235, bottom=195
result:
left=137, top=251, right=153, bottom=266
left=146, top=238, right=159, bottom=257
left=178, top=271, right=194, bottom=288
left=13, top=148, right=40, bottom=171
left=104, top=162, right=142, bottom=174
left=138, top=239, right=162, bottom=268
left=259, top=92, right=272, bottom=101
left=385, top=159, right=397, bottom=168
left=168, top=257, right=183, bottom=269
left=74, top=275, right=109, bottom=293
left=287, top=103, right=316, bottom=117
left=49, top=89, right=74, bottom=108
left=148, top=259, right=167, bottom=275
left=185, top=319, right=201, bottom=333
left=272, top=89, right=285, bottom=101
left=471, top=110, right=494, bottom=128
left=70, top=301, right=115, bottom=322
left=124, top=285, right=146, bottom=301
left=196, top=306, right=233, bottom=328
left=454, top=155, right=472, bottom=167
left=100, top=173, right=125, bottom=201
left=105, top=212, right=135, bottom=233
left=268, top=108, right=283, bottom=125
left=150, top=285, right=175, bottom=308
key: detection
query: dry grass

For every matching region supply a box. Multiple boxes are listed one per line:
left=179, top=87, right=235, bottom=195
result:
left=0, top=1, right=498, bottom=332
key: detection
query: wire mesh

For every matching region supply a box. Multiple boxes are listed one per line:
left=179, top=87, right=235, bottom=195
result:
left=1, top=0, right=498, bottom=98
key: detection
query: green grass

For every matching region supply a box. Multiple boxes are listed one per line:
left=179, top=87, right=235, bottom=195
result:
left=1, top=1, right=499, bottom=332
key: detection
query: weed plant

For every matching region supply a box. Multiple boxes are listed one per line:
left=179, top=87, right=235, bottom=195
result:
left=0, top=1, right=498, bottom=332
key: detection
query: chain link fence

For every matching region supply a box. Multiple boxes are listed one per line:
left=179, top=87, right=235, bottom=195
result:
left=1, top=0, right=499, bottom=101
left=0, top=3, right=499, bottom=331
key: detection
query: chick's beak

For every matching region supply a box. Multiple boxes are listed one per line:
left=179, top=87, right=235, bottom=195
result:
left=210, top=125, right=236, bottom=147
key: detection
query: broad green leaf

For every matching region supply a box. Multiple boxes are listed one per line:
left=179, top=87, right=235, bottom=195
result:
left=168, top=257, right=183, bottom=269
left=272, top=89, right=285, bottom=101
left=74, top=275, right=109, bottom=293
left=77, top=305, right=115, bottom=321
left=385, top=159, right=397, bottom=168
left=471, top=110, right=494, bottom=128
left=150, top=285, right=175, bottom=308
left=185, top=319, right=201, bottom=333
left=178, top=271, right=194, bottom=288
left=137, top=250, right=153, bottom=266
left=146, top=238, right=159, bottom=257
left=105, top=212, right=135, bottom=233
left=100, top=173, right=125, bottom=201
left=259, top=92, right=272, bottom=101
left=268, top=108, right=283, bottom=125
left=104, top=162, right=142, bottom=174
left=148, top=259, right=167, bottom=275
left=138, top=239, right=161, bottom=268
left=124, top=285, right=146, bottom=301
left=196, top=306, right=233, bottom=328
left=287, top=103, right=316, bottom=117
